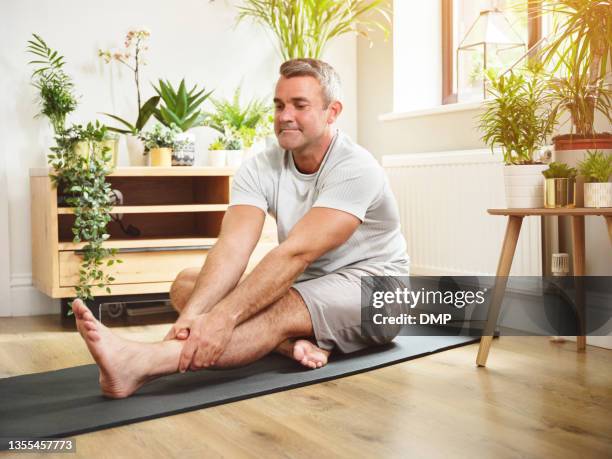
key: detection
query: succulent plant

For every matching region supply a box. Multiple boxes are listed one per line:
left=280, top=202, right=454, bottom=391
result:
left=542, top=162, right=577, bottom=179
left=153, top=79, right=213, bottom=132
left=578, top=150, right=612, bottom=183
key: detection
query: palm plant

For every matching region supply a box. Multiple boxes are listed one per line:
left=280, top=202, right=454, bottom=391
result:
left=532, top=0, right=612, bottom=137
left=478, top=68, right=554, bottom=165
left=236, top=0, right=390, bottom=60
left=27, top=34, right=78, bottom=134
left=203, top=87, right=271, bottom=139
left=152, top=79, right=213, bottom=132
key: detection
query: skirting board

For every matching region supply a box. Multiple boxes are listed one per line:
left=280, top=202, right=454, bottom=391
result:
left=7, top=276, right=59, bottom=317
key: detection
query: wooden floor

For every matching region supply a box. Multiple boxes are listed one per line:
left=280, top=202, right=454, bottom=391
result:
left=0, top=315, right=611, bottom=459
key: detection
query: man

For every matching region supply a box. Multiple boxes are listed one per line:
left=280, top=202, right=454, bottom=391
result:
left=72, top=58, right=410, bottom=399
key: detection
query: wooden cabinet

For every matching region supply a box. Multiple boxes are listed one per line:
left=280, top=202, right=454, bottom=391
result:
left=30, top=167, right=277, bottom=299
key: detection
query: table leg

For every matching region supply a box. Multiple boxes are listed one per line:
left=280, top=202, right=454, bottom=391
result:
left=571, top=215, right=586, bottom=352
left=476, top=215, right=523, bottom=367
left=605, top=216, right=612, bottom=246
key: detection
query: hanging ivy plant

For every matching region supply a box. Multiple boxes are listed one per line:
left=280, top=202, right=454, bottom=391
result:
left=48, top=121, right=122, bottom=302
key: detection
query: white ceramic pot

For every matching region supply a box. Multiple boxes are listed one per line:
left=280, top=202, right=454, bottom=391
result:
left=208, top=150, right=226, bottom=167
left=584, top=182, right=612, bottom=208
left=503, top=164, right=547, bottom=208
left=226, top=149, right=243, bottom=168
left=125, top=134, right=146, bottom=166
left=173, top=131, right=196, bottom=166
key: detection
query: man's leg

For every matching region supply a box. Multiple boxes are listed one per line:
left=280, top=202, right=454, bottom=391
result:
left=169, top=268, right=330, bottom=365
left=73, top=284, right=329, bottom=398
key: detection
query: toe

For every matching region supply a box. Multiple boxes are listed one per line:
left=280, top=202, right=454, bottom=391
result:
left=293, top=345, right=305, bottom=362
left=86, top=330, right=100, bottom=342
left=72, top=299, right=86, bottom=316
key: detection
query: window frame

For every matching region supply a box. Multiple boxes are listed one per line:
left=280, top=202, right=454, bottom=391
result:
left=441, top=0, right=542, bottom=105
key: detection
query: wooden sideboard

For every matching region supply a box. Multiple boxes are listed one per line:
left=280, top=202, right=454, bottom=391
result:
left=30, top=167, right=277, bottom=301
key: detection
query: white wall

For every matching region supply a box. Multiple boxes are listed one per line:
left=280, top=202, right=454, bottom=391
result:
left=0, top=0, right=357, bottom=316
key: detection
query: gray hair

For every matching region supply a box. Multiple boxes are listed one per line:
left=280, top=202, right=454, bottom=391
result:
left=279, top=58, right=342, bottom=107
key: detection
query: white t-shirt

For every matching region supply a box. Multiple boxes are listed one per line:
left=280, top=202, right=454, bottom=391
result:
left=229, top=130, right=410, bottom=281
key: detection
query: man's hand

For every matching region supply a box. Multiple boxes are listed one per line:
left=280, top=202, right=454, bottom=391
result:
left=178, top=310, right=237, bottom=372
left=164, top=312, right=198, bottom=341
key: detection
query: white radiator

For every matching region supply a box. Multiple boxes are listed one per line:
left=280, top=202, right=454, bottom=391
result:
left=383, top=149, right=542, bottom=276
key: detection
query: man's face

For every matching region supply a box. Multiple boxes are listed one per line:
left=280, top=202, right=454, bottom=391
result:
left=273, top=75, right=337, bottom=153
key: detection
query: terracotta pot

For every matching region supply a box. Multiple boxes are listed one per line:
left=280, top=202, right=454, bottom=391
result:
left=552, top=136, right=612, bottom=206
left=553, top=133, right=612, bottom=152
left=149, top=147, right=173, bottom=167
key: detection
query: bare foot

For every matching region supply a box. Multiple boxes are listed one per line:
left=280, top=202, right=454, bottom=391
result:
left=291, top=339, right=330, bottom=369
left=72, top=299, right=160, bottom=398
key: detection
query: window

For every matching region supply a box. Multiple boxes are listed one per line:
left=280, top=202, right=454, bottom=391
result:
left=441, top=0, right=542, bottom=104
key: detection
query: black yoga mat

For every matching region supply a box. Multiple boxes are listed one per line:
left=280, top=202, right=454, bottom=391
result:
left=0, top=333, right=477, bottom=448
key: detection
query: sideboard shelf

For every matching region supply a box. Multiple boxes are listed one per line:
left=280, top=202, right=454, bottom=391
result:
left=30, top=167, right=277, bottom=300
left=57, top=204, right=230, bottom=214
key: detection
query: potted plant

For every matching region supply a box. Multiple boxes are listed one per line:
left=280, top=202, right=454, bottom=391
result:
left=58, top=123, right=117, bottom=169
left=152, top=79, right=213, bottom=166
left=27, top=34, right=78, bottom=136
left=47, top=121, right=121, bottom=301
left=236, top=0, right=390, bottom=59
left=577, top=151, right=612, bottom=208
left=99, top=29, right=160, bottom=166
left=208, top=138, right=228, bottom=167
left=535, top=0, right=612, bottom=154
left=542, top=162, right=577, bottom=208
left=203, top=87, right=271, bottom=165
left=479, top=68, right=555, bottom=208
left=140, top=124, right=180, bottom=167
left=101, top=131, right=120, bottom=168
left=208, top=126, right=243, bottom=168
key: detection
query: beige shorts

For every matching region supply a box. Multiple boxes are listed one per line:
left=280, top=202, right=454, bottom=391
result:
left=292, top=263, right=410, bottom=354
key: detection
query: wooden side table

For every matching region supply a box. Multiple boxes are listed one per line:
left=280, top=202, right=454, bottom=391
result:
left=476, top=207, right=612, bottom=367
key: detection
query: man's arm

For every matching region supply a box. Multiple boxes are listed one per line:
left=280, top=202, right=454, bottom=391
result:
left=181, top=205, right=266, bottom=317
left=213, top=207, right=360, bottom=325
left=178, top=207, right=361, bottom=370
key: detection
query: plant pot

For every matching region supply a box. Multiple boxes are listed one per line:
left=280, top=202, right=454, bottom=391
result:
left=73, top=140, right=117, bottom=168
left=503, top=164, right=547, bottom=208
left=101, top=138, right=119, bottom=168
left=173, top=132, right=196, bottom=166
left=149, top=147, right=173, bottom=167
left=208, top=150, right=226, bottom=167
left=553, top=133, right=612, bottom=152
left=226, top=149, right=243, bottom=168
left=583, top=182, right=612, bottom=208
left=553, top=136, right=612, bottom=207
left=544, top=178, right=576, bottom=208
left=125, top=134, right=147, bottom=166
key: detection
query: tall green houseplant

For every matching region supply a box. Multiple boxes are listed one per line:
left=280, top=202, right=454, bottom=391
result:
left=237, top=0, right=390, bottom=59
left=535, top=0, right=612, bottom=140
left=27, top=34, right=78, bottom=134
left=479, top=69, right=554, bottom=165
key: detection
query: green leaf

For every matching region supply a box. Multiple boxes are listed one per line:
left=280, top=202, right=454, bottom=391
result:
left=135, top=96, right=160, bottom=130
left=101, top=113, right=135, bottom=132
